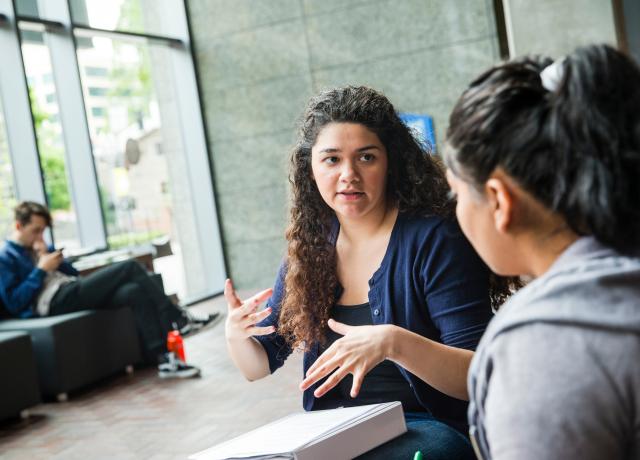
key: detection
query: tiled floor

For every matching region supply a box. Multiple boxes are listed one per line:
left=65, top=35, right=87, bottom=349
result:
left=0, top=294, right=303, bottom=460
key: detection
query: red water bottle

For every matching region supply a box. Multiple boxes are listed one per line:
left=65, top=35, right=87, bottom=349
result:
left=167, top=327, right=186, bottom=362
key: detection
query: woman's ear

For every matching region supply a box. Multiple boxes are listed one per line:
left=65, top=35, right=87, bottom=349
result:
left=485, top=177, right=513, bottom=234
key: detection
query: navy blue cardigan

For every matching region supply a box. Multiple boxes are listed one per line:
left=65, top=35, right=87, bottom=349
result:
left=0, top=240, right=78, bottom=318
left=256, top=213, right=493, bottom=428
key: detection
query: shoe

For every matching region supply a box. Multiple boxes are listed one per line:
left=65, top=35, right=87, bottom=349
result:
left=158, top=352, right=201, bottom=379
left=185, top=308, right=217, bottom=325
left=179, top=309, right=219, bottom=335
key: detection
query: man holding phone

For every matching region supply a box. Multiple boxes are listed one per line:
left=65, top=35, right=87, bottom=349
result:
left=0, top=201, right=214, bottom=378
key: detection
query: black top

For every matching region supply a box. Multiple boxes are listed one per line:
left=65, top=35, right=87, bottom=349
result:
left=313, top=302, right=425, bottom=413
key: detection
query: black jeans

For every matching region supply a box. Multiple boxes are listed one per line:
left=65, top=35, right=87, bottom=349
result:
left=49, top=260, right=183, bottom=362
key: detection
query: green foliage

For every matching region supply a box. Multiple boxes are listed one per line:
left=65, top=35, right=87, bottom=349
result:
left=28, top=85, right=72, bottom=211
left=99, top=185, right=116, bottom=227
left=108, top=230, right=164, bottom=250
left=40, top=150, right=71, bottom=211
left=116, top=0, right=143, bottom=32
left=29, top=87, right=47, bottom=129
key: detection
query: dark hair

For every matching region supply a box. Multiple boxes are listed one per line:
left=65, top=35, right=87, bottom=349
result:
left=444, top=44, right=640, bottom=253
left=280, top=86, right=509, bottom=349
left=14, top=201, right=52, bottom=227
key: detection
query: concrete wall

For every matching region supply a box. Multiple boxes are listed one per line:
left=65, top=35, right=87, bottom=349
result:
left=186, top=0, right=504, bottom=289
left=623, top=0, right=640, bottom=65
left=503, top=0, right=617, bottom=58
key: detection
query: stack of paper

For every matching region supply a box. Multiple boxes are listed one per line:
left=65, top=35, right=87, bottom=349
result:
left=189, top=401, right=406, bottom=460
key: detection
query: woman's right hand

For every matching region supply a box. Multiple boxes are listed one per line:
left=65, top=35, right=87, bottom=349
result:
left=224, top=279, right=275, bottom=341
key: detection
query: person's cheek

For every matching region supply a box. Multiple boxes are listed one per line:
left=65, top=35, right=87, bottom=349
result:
left=456, top=200, right=473, bottom=241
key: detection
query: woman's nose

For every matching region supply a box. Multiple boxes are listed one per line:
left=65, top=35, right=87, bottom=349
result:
left=339, top=160, right=359, bottom=182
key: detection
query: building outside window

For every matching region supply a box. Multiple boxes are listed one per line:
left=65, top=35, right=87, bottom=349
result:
left=0, top=0, right=226, bottom=303
left=20, top=26, right=81, bottom=250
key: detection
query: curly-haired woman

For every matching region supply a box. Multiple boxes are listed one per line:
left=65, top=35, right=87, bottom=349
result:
left=225, top=86, right=505, bottom=459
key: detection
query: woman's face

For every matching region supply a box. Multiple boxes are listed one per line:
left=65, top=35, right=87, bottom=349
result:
left=311, top=122, right=389, bottom=221
left=446, top=168, right=516, bottom=275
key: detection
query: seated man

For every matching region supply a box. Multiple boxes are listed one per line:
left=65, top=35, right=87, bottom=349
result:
left=0, top=201, right=217, bottom=378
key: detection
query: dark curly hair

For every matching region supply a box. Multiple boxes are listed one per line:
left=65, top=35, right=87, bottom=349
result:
left=279, top=86, right=511, bottom=349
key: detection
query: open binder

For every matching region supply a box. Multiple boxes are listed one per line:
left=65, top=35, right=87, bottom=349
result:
left=189, top=401, right=407, bottom=460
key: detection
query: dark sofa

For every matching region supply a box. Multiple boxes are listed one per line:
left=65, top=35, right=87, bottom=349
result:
left=0, top=331, right=41, bottom=421
left=0, top=308, right=142, bottom=401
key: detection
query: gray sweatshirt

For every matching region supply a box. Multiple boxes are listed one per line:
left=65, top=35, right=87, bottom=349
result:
left=468, top=237, right=640, bottom=460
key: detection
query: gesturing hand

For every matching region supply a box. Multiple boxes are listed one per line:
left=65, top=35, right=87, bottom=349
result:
left=224, top=279, right=275, bottom=341
left=299, top=319, right=395, bottom=399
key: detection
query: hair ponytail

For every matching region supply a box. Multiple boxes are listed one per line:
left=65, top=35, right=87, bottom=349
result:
left=549, top=45, right=640, bottom=251
left=445, top=44, right=640, bottom=253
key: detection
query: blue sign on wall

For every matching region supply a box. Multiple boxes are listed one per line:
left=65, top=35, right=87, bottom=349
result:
left=399, top=113, right=436, bottom=153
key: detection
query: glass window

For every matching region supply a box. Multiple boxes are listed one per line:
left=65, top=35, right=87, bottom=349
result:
left=70, top=0, right=184, bottom=39
left=14, top=0, right=39, bottom=19
left=88, top=86, right=107, bottom=97
left=76, top=35, right=211, bottom=299
left=21, top=29, right=82, bottom=250
left=85, top=66, right=109, bottom=77
left=91, top=107, right=106, bottom=117
left=0, top=97, right=17, bottom=238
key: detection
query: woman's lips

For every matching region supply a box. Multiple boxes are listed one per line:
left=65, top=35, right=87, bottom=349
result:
left=337, top=191, right=364, bottom=201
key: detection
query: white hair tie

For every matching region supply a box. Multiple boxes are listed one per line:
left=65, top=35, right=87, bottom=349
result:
left=540, top=58, right=565, bottom=92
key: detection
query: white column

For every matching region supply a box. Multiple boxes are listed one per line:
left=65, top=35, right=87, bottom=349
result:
left=0, top=0, right=47, bottom=203
left=37, top=0, right=107, bottom=250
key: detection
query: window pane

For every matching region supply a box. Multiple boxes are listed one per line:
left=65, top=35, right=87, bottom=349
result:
left=21, top=29, right=82, bottom=250
left=0, top=96, right=17, bottom=238
left=88, top=87, right=107, bottom=97
left=76, top=35, right=209, bottom=300
left=14, top=0, right=40, bottom=18
left=70, top=0, right=183, bottom=39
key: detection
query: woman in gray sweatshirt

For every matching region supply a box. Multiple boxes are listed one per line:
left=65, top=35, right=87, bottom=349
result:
left=443, top=44, right=640, bottom=460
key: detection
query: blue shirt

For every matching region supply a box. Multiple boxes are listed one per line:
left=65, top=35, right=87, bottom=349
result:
left=0, top=240, right=78, bottom=318
left=255, top=213, right=493, bottom=428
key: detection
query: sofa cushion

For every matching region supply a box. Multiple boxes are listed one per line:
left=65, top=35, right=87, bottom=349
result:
left=0, top=331, right=41, bottom=420
left=0, top=309, right=142, bottom=397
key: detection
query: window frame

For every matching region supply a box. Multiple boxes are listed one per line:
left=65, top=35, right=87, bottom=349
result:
left=0, top=0, right=227, bottom=302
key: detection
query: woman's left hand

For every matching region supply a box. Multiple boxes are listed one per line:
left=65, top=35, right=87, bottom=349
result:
left=299, top=319, right=396, bottom=398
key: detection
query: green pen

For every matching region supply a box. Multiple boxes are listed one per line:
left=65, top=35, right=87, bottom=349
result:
left=413, top=451, right=423, bottom=460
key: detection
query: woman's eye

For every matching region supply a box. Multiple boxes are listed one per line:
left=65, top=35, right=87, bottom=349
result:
left=323, top=156, right=338, bottom=164
left=361, top=153, right=375, bottom=162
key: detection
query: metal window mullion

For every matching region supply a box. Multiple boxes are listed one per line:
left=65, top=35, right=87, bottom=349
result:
left=38, top=0, right=106, bottom=250
left=501, top=0, right=517, bottom=58
left=0, top=0, right=47, bottom=205
left=169, top=44, right=227, bottom=296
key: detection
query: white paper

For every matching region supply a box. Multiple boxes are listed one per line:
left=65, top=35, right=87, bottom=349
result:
left=190, top=403, right=397, bottom=460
